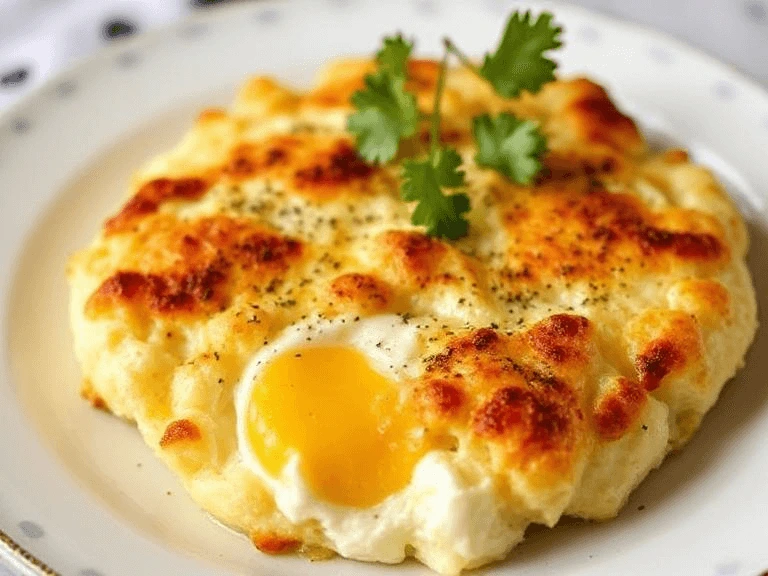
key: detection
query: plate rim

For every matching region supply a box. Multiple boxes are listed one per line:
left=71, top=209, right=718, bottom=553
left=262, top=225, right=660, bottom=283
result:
left=0, top=528, right=55, bottom=576
left=1, top=0, right=767, bottom=574
left=2, top=0, right=768, bottom=130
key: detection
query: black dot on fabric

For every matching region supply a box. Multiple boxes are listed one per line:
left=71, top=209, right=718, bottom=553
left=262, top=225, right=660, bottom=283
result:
left=746, top=0, right=767, bottom=21
left=102, top=18, right=138, bottom=40
left=1, top=66, right=30, bottom=88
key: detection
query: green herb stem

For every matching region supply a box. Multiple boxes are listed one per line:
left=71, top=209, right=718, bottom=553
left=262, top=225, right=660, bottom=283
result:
left=430, top=48, right=450, bottom=160
left=443, top=38, right=482, bottom=79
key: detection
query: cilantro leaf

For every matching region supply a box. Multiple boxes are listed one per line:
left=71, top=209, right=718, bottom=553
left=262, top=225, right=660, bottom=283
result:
left=401, top=148, right=471, bottom=240
left=479, top=11, right=562, bottom=98
left=473, top=112, right=547, bottom=184
left=376, top=34, right=413, bottom=78
left=348, top=70, right=419, bottom=164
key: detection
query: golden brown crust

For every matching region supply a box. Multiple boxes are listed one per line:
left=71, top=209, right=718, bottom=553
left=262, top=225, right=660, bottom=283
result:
left=86, top=216, right=303, bottom=317
left=223, top=135, right=380, bottom=201
left=558, top=79, right=641, bottom=153
left=420, top=321, right=591, bottom=477
left=380, top=231, right=449, bottom=288
left=501, top=189, right=726, bottom=285
left=330, top=273, right=391, bottom=311
left=81, top=386, right=110, bottom=412
left=526, top=314, right=592, bottom=366
left=104, top=177, right=210, bottom=235
left=631, top=310, right=703, bottom=391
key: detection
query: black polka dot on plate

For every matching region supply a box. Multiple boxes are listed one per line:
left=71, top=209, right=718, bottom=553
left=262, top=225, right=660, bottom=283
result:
left=178, top=22, right=208, bottom=39
left=18, top=521, right=44, bottom=538
left=102, top=18, right=138, bottom=40
left=714, top=562, right=741, bottom=576
left=480, top=0, right=506, bottom=16
left=1, top=66, right=30, bottom=88
left=713, top=81, right=736, bottom=100
left=55, top=80, right=76, bottom=97
left=254, top=8, right=280, bottom=23
left=11, top=118, right=30, bottom=134
left=413, top=0, right=437, bottom=14
left=576, top=26, right=600, bottom=43
left=116, top=51, right=141, bottom=69
left=190, top=0, right=230, bottom=7
left=328, top=0, right=353, bottom=8
left=745, top=0, right=766, bottom=21
left=79, top=570, right=104, bottom=576
left=648, top=45, right=674, bottom=64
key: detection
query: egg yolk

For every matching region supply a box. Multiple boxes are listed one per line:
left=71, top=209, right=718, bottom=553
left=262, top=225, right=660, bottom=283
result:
left=246, top=345, right=425, bottom=508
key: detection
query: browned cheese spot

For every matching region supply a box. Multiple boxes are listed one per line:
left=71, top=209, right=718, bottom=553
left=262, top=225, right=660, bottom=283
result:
left=593, top=377, right=647, bottom=440
left=81, top=387, right=110, bottom=412
left=422, top=326, right=585, bottom=471
left=526, top=314, right=592, bottom=365
left=293, top=141, right=373, bottom=191
left=104, top=177, right=210, bottom=235
left=330, top=273, right=391, bottom=311
left=502, top=190, right=726, bottom=283
left=251, top=532, right=302, bottom=555
left=225, top=137, right=293, bottom=178
left=160, top=419, right=202, bottom=447
left=472, top=384, right=578, bottom=454
left=635, top=339, right=684, bottom=391
left=406, top=59, right=440, bottom=91
left=419, top=379, right=466, bottom=418
left=381, top=230, right=449, bottom=288
left=561, top=79, right=642, bottom=153
left=223, top=135, right=377, bottom=200
left=87, top=216, right=302, bottom=317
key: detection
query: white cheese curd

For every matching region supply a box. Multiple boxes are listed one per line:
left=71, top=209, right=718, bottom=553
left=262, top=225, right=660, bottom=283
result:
left=271, top=451, right=522, bottom=574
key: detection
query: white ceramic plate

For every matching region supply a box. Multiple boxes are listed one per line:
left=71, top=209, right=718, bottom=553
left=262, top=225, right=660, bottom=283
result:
left=1, top=1, right=767, bottom=575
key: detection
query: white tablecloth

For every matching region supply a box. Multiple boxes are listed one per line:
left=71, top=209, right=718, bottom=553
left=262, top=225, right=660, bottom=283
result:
left=0, top=0, right=766, bottom=574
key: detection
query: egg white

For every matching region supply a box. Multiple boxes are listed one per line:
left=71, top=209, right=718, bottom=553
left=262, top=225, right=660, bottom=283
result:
left=235, top=314, right=522, bottom=574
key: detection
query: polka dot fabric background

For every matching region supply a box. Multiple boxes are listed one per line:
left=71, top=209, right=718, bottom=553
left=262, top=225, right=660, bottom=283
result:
left=0, top=0, right=767, bottom=112
left=0, top=0, right=766, bottom=575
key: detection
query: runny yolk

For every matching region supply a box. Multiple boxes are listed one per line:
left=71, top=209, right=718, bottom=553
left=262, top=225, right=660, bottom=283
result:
left=246, top=345, right=425, bottom=508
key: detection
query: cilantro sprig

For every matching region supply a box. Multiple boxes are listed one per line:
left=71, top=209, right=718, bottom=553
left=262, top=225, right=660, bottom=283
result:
left=479, top=11, right=562, bottom=98
left=347, top=71, right=418, bottom=164
left=473, top=113, right=548, bottom=185
left=348, top=10, right=562, bottom=240
left=402, top=149, right=470, bottom=240
left=400, top=52, right=471, bottom=240
left=376, top=34, right=413, bottom=77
